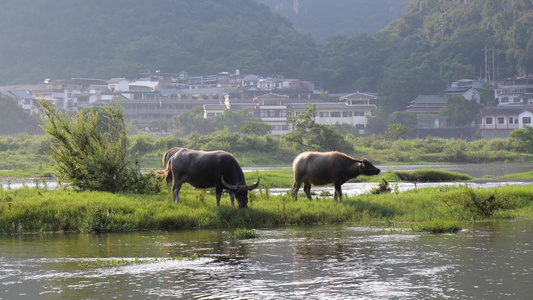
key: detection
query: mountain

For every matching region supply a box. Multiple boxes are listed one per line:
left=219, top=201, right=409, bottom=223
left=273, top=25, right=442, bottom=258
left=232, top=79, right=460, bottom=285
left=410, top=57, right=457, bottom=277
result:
left=2, top=0, right=533, bottom=116
left=0, top=0, right=318, bottom=85
left=257, top=0, right=410, bottom=42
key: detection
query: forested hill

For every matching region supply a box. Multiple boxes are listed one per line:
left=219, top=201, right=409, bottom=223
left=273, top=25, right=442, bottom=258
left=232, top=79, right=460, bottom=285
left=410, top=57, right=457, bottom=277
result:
left=2, top=0, right=533, bottom=116
left=257, top=0, right=410, bottom=42
left=0, top=0, right=318, bottom=85
left=371, top=0, right=533, bottom=111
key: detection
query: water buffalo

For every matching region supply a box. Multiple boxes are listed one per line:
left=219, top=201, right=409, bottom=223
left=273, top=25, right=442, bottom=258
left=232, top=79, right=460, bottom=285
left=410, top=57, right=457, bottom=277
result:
left=157, top=148, right=259, bottom=208
left=292, top=151, right=380, bottom=201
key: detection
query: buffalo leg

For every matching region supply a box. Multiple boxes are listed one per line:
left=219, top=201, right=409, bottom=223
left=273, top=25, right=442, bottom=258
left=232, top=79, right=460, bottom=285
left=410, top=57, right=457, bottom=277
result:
left=334, top=183, right=343, bottom=201
left=292, top=181, right=302, bottom=201
left=303, top=180, right=312, bottom=200
left=172, top=182, right=183, bottom=203
left=215, top=186, right=223, bottom=206
left=229, top=192, right=236, bottom=206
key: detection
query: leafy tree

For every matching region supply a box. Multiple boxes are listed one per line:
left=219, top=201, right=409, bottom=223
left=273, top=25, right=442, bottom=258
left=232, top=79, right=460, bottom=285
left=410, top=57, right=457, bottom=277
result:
left=510, top=125, right=533, bottom=154
left=172, top=106, right=214, bottom=135
left=439, top=95, right=481, bottom=127
left=212, top=109, right=255, bottom=133
left=283, top=104, right=352, bottom=152
left=239, top=120, right=272, bottom=135
left=384, top=122, right=409, bottom=141
left=40, top=100, right=159, bottom=193
left=0, top=96, right=42, bottom=134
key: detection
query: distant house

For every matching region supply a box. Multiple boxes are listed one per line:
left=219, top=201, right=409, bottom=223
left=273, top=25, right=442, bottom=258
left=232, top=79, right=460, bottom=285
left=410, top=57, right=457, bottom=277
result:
left=494, top=77, right=533, bottom=106
left=202, top=91, right=379, bottom=136
left=107, top=78, right=129, bottom=92
left=406, top=95, right=447, bottom=115
left=254, top=93, right=290, bottom=135
left=445, top=79, right=482, bottom=103
left=1, top=90, right=40, bottom=115
left=476, top=106, right=533, bottom=139
left=406, top=95, right=449, bottom=129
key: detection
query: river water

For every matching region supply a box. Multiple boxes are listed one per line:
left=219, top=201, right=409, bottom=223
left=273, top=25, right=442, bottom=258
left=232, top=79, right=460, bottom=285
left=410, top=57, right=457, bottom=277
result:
left=1, top=221, right=532, bottom=299
left=2, top=163, right=532, bottom=299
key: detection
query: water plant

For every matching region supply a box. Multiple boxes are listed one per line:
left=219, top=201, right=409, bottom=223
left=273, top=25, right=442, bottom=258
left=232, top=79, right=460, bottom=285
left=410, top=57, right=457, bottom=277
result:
left=412, top=219, right=462, bottom=234
left=81, top=254, right=199, bottom=268
left=230, top=228, right=259, bottom=239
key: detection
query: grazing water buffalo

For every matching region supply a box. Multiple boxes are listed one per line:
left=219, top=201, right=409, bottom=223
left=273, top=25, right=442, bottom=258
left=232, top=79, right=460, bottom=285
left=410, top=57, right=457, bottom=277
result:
left=292, top=151, right=380, bottom=201
left=157, top=149, right=259, bottom=208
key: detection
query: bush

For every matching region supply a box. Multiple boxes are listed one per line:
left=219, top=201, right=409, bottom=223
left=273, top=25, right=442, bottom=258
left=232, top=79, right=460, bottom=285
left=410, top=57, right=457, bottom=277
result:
left=41, top=100, right=160, bottom=194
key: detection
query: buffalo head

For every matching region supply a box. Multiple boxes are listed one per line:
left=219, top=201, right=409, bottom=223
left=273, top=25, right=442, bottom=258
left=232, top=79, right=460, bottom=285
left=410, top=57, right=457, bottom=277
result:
left=358, top=158, right=381, bottom=176
left=221, top=176, right=260, bottom=208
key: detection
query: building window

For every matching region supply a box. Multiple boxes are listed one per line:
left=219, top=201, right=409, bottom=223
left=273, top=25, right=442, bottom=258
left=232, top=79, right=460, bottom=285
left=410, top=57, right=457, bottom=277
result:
left=319, top=112, right=329, bottom=117
left=509, top=117, right=515, bottom=124
left=485, top=117, right=493, bottom=125
left=331, top=112, right=341, bottom=117
left=342, top=112, right=352, bottom=117
left=260, top=110, right=267, bottom=117
left=501, top=97, right=508, bottom=103
left=497, top=117, right=505, bottom=124
left=523, top=117, right=531, bottom=124
left=354, top=112, right=365, bottom=116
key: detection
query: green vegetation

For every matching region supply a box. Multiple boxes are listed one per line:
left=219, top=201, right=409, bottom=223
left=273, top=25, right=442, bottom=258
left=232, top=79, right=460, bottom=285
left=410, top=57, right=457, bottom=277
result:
left=40, top=101, right=160, bottom=193
left=1, top=184, right=532, bottom=235
left=391, top=169, right=473, bottom=182
left=230, top=228, right=259, bottom=239
left=2, top=130, right=532, bottom=176
left=81, top=254, right=199, bottom=268
left=0, top=96, right=42, bottom=134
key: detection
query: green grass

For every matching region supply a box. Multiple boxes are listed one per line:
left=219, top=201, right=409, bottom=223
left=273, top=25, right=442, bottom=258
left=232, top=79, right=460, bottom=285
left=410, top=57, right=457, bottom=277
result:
left=242, top=168, right=474, bottom=189
left=504, top=170, right=533, bottom=179
left=230, top=228, right=259, bottom=239
left=390, top=168, right=473, bottom=182
left=1, top=183, right=532, bottom=235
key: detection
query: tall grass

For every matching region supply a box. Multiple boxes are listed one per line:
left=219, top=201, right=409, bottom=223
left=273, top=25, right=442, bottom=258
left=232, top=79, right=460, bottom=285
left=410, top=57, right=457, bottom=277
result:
left=1, top=184, right=532, bottom=235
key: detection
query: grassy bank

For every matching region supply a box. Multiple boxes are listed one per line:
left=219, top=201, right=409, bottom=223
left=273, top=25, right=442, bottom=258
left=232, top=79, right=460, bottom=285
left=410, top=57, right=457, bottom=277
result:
left=1, top=183, right=532, bottom=235
left=243, top=168, right=474, bottom=189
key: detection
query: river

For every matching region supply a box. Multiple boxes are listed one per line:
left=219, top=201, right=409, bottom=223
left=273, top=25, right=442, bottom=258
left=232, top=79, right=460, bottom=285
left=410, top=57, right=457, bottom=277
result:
left=1, top=221, right=532, bottom=299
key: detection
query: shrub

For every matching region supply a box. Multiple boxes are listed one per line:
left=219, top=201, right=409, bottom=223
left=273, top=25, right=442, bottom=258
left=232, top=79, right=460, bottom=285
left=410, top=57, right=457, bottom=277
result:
left=41, top=100, right=160, bottom=194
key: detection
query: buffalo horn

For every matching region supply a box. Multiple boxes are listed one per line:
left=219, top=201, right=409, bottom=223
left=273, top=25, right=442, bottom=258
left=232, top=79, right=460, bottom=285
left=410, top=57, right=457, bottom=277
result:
left=221, top=175, right=240, bottom=190
left=246, top=178, right=260, bottom=190
left=221, top=175, right=260, bottom=191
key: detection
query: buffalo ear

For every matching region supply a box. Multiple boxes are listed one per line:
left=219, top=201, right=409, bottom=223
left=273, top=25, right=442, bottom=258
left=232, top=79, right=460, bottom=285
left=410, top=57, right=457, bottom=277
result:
left=246, top=178, right=260, bottom=190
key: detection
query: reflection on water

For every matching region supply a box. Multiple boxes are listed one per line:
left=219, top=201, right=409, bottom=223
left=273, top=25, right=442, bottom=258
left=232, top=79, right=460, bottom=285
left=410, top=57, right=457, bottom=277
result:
left=1, top=222, right=532, bottom=299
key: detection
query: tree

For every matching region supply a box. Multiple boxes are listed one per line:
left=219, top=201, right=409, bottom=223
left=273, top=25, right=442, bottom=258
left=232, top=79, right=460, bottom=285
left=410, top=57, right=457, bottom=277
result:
left=439, top=95, right=481, bottom=126
left=212, top=109, right=255, bottom=133
left=384, top=122, right=409, bottom=140
left=40, top=100, right=159, bottom=193
left=0, top=96, right=42, bottom=134
left=239, top=120, right=272, bottom=135
left=510, top=125, right=533, bottom=153
left=283, top=104, right=352, bottom=152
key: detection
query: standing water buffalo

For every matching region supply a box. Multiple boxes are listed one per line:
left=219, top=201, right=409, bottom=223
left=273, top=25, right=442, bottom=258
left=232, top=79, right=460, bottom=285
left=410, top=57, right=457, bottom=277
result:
left=157, top=149, right=259, bottom=208
left=292, top=151, right=380, bottom=201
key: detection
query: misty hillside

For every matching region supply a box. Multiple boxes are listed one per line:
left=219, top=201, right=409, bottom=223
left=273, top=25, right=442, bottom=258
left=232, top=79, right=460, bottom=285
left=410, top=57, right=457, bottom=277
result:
left=1, top=0, right=533, bottom=116
left=257, top=0, right=410, bottom=42
left=0, top=0, right=318, bottom=85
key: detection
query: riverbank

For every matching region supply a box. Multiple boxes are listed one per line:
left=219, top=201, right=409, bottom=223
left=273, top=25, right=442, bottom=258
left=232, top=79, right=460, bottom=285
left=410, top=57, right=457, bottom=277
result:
left=1, top=183, right=532, bottom=235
